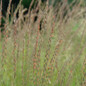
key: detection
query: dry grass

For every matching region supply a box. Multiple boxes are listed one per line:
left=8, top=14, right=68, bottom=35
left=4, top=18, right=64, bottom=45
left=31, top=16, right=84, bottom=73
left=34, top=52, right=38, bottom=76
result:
left=0, top=0, right=86, bottom=86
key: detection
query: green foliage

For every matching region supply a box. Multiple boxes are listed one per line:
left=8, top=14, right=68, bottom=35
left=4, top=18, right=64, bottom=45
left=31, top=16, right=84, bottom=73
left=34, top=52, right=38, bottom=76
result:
left=22, top=0, right=33, bottom=8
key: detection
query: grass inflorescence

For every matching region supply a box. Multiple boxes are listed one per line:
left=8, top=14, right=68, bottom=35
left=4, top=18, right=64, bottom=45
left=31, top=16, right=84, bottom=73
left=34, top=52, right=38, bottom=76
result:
left=0, top=0, right=86, bottom=86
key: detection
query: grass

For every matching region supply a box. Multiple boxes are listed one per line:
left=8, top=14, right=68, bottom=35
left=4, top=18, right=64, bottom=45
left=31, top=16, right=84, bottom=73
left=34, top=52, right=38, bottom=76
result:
left=0, top=0, right=86, bottom=86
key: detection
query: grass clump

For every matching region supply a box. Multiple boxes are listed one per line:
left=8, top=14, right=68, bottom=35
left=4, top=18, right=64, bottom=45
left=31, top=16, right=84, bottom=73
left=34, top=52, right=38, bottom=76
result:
left=0, top=0, right=86, bottom=86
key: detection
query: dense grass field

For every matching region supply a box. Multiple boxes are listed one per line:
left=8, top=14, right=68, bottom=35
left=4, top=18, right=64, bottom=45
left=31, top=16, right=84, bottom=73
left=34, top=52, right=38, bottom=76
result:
left=0, top=0, right=86, bottom=86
